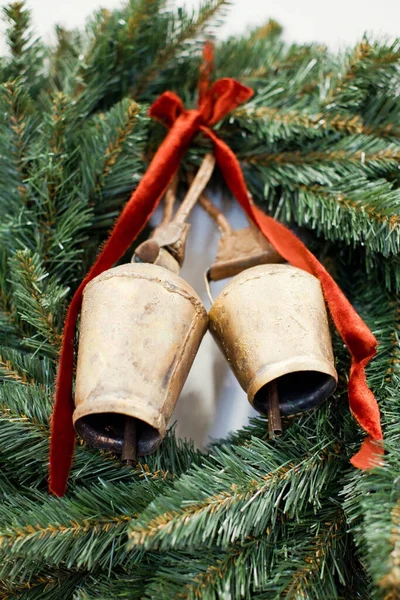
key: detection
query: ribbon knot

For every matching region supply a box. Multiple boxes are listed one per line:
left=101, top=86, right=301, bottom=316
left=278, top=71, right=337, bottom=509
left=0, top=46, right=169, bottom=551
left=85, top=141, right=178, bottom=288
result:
left=150, top=38, right=252, bottom=130
left=149, top=78, right=252, bottom=131
left=49, top=43, right=383, bottom=497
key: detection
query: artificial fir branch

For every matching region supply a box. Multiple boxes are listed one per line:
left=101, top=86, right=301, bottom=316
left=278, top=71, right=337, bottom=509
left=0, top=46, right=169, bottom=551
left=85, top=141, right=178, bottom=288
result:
left=338, top=271, right=400, bottom=600
left=140, top=507, right=350, bottom=599
left=381, top=496, right=400, bottom=594
left=9, top=250, right=66, bottom=355
left=235, top=106, right=368, bottom=137
left=0, top=1, right=398, bottom=597
left=0, top=354, right=33, bottom=385
left=0, top=483, right=138, bottom=573
left=0, top=566, right=90, bottom=600
left=72, top=566, right=157, bottom=600
left=250, top=176, right=400, bottom=256
left=78, top=99, right=147, bottom=256
left=2, top=2, right=44, bottom=96
left=295, top=181, right=400, bottom=254
left=280, top=513, right=346, bottom=599
left=0, top=377, right=204, bottom=490
left=128, top=437, right=343, bottom=551
left=130, top=0, right=229, bottom=98
left=244, top=146, right=400, bottom=171
left=0, top=80, right=37, bottom=218
left=94, top=100, right=141, bottom=193
left=143, top=540, right=273, bottom=599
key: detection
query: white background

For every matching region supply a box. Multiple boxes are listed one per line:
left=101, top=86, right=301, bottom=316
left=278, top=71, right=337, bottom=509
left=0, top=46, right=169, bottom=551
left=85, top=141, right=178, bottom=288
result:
left=1, top=0, right=400, bottom=50
left=1, top=0, right=398, bottom=446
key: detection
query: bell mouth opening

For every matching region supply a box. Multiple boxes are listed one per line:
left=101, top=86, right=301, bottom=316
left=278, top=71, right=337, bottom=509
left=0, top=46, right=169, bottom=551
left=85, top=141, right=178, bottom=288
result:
left=75, top=413, right=161, bottom=456
left=253, top=371, right=337, bottom=417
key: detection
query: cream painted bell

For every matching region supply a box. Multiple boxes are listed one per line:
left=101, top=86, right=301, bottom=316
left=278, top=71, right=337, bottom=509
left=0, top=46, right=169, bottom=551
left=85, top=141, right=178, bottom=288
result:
left=73, top=262, right=208, bottom=455
left=200, top=195, right=338, bottom=426
left=208, top=263, right=337, bottom=417
left=73, top=154, right=216, bottom=461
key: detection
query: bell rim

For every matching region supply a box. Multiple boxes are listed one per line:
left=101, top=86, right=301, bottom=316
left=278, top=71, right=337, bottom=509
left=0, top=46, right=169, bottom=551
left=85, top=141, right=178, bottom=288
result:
left=247, top=356, right=338, bottom=406
left=73, top=395, right=166, bottom=436
left=74, top=415, right=162, bottom=456
left=73, top=397, right=166, bottom=456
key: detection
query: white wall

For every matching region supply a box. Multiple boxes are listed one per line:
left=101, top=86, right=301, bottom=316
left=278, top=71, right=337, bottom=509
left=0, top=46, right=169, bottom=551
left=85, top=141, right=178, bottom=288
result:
left=2, top=0, right=398, bottom=446
left=2, top=0, right=399, bottom=50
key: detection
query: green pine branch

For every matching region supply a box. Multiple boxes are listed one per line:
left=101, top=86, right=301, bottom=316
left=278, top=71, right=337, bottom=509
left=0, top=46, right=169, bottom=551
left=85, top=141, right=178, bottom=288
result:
left=140, top=505, right=353, bottom=600
left=0, top=369, right=204, bottom=489
left=0, top=346, right=52, bottom=386
left=254, top=507, right=348, bottom=600
left=0, top=80, right=37, bottom=219
left=128, top=432, right=344, bottom=551
left=341, top=275, right=400, bottom=600
left=0, top=1, right=397, bottom=597
left=0, top=481, right=170, bottom=577
left=8, top=250, right=67, bottom=356
left=130, top=0, right=230, bottom=98
left=73, top=569, right=150, bottom=600
left=323, top=39, right=400, bottom=112
left=80, top=98, right=146, bottom=206
left=0, top=568, right=88, bottom=600
left=2, top=2, right=44, bottom=96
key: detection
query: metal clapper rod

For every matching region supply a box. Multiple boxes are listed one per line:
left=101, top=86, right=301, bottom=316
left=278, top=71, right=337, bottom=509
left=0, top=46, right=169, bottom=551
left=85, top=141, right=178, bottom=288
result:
left=266, top=380, right=282, bottom=438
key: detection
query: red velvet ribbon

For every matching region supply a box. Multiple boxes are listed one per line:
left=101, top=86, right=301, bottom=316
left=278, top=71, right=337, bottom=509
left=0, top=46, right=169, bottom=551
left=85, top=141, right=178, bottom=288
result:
left=49, top=46, right=383, bottom=496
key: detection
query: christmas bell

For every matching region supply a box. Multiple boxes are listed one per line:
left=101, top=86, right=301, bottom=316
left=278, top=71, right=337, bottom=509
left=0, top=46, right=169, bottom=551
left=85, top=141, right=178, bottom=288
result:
left=73, top=155, right=216, bottom=463
left=201, top=195, right=338, bottom=434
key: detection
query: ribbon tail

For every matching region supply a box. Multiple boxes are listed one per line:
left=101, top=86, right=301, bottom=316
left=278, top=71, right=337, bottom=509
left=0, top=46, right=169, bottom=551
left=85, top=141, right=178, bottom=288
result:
left=49, top=111, right=201, bottom=496
left=205, top=128, right=383, bottom=464
left=350, top=436, right=384, bottom=469
left=50, top=292, right=82, bottom=496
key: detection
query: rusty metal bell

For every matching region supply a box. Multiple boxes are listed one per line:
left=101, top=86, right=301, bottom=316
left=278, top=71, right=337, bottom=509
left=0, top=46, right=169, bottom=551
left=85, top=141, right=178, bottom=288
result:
left=73, top=262, right=208, bottom=455
left=208, top=263, right=338, bottom=416
left=73, top=154, right=217, bottom=460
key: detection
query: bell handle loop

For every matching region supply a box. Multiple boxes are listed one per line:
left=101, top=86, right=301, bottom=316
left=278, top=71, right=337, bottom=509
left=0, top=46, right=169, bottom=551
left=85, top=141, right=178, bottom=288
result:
left=157, top=152, right=215, bottom=267
left=205, top=268, right=214, bottom=305
left=160, top=173, right=179, bottom=226
left=133, top=174, right=178, bottom=265
left=197, top=190, right=233, bottom=235
left=198, top=191, right=283, bottom=284
left=184, top=182, right=231, bottom=305
left=134, top=155, right=216, bottom=269
left=173, top=153, right=216, bottom=224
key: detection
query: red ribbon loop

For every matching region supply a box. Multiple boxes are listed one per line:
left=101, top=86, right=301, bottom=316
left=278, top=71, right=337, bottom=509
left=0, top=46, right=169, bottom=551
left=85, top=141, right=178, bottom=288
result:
left=49, top=45, right=383, bottom=497
left=149, top=91, right=184, bottom=127
left=199, top=78, right=253, bottom=125
left=150, top=79, right=253, bottom=130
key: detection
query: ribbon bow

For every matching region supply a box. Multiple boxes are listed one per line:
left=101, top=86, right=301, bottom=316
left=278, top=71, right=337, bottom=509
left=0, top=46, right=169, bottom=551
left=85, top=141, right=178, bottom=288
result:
left=50, top=44, right=383, bottom=497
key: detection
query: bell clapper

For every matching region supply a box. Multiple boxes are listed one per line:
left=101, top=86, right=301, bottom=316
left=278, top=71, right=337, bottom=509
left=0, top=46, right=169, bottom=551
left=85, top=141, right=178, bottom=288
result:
left=122, top=416, right=137, bottom=466
left=266, top=380, right=283, bottom=438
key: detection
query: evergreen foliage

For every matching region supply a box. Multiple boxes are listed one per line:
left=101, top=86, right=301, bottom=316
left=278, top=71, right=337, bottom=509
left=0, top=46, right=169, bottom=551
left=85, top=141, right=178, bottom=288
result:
left=0, top=1, right=398, bottom=597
